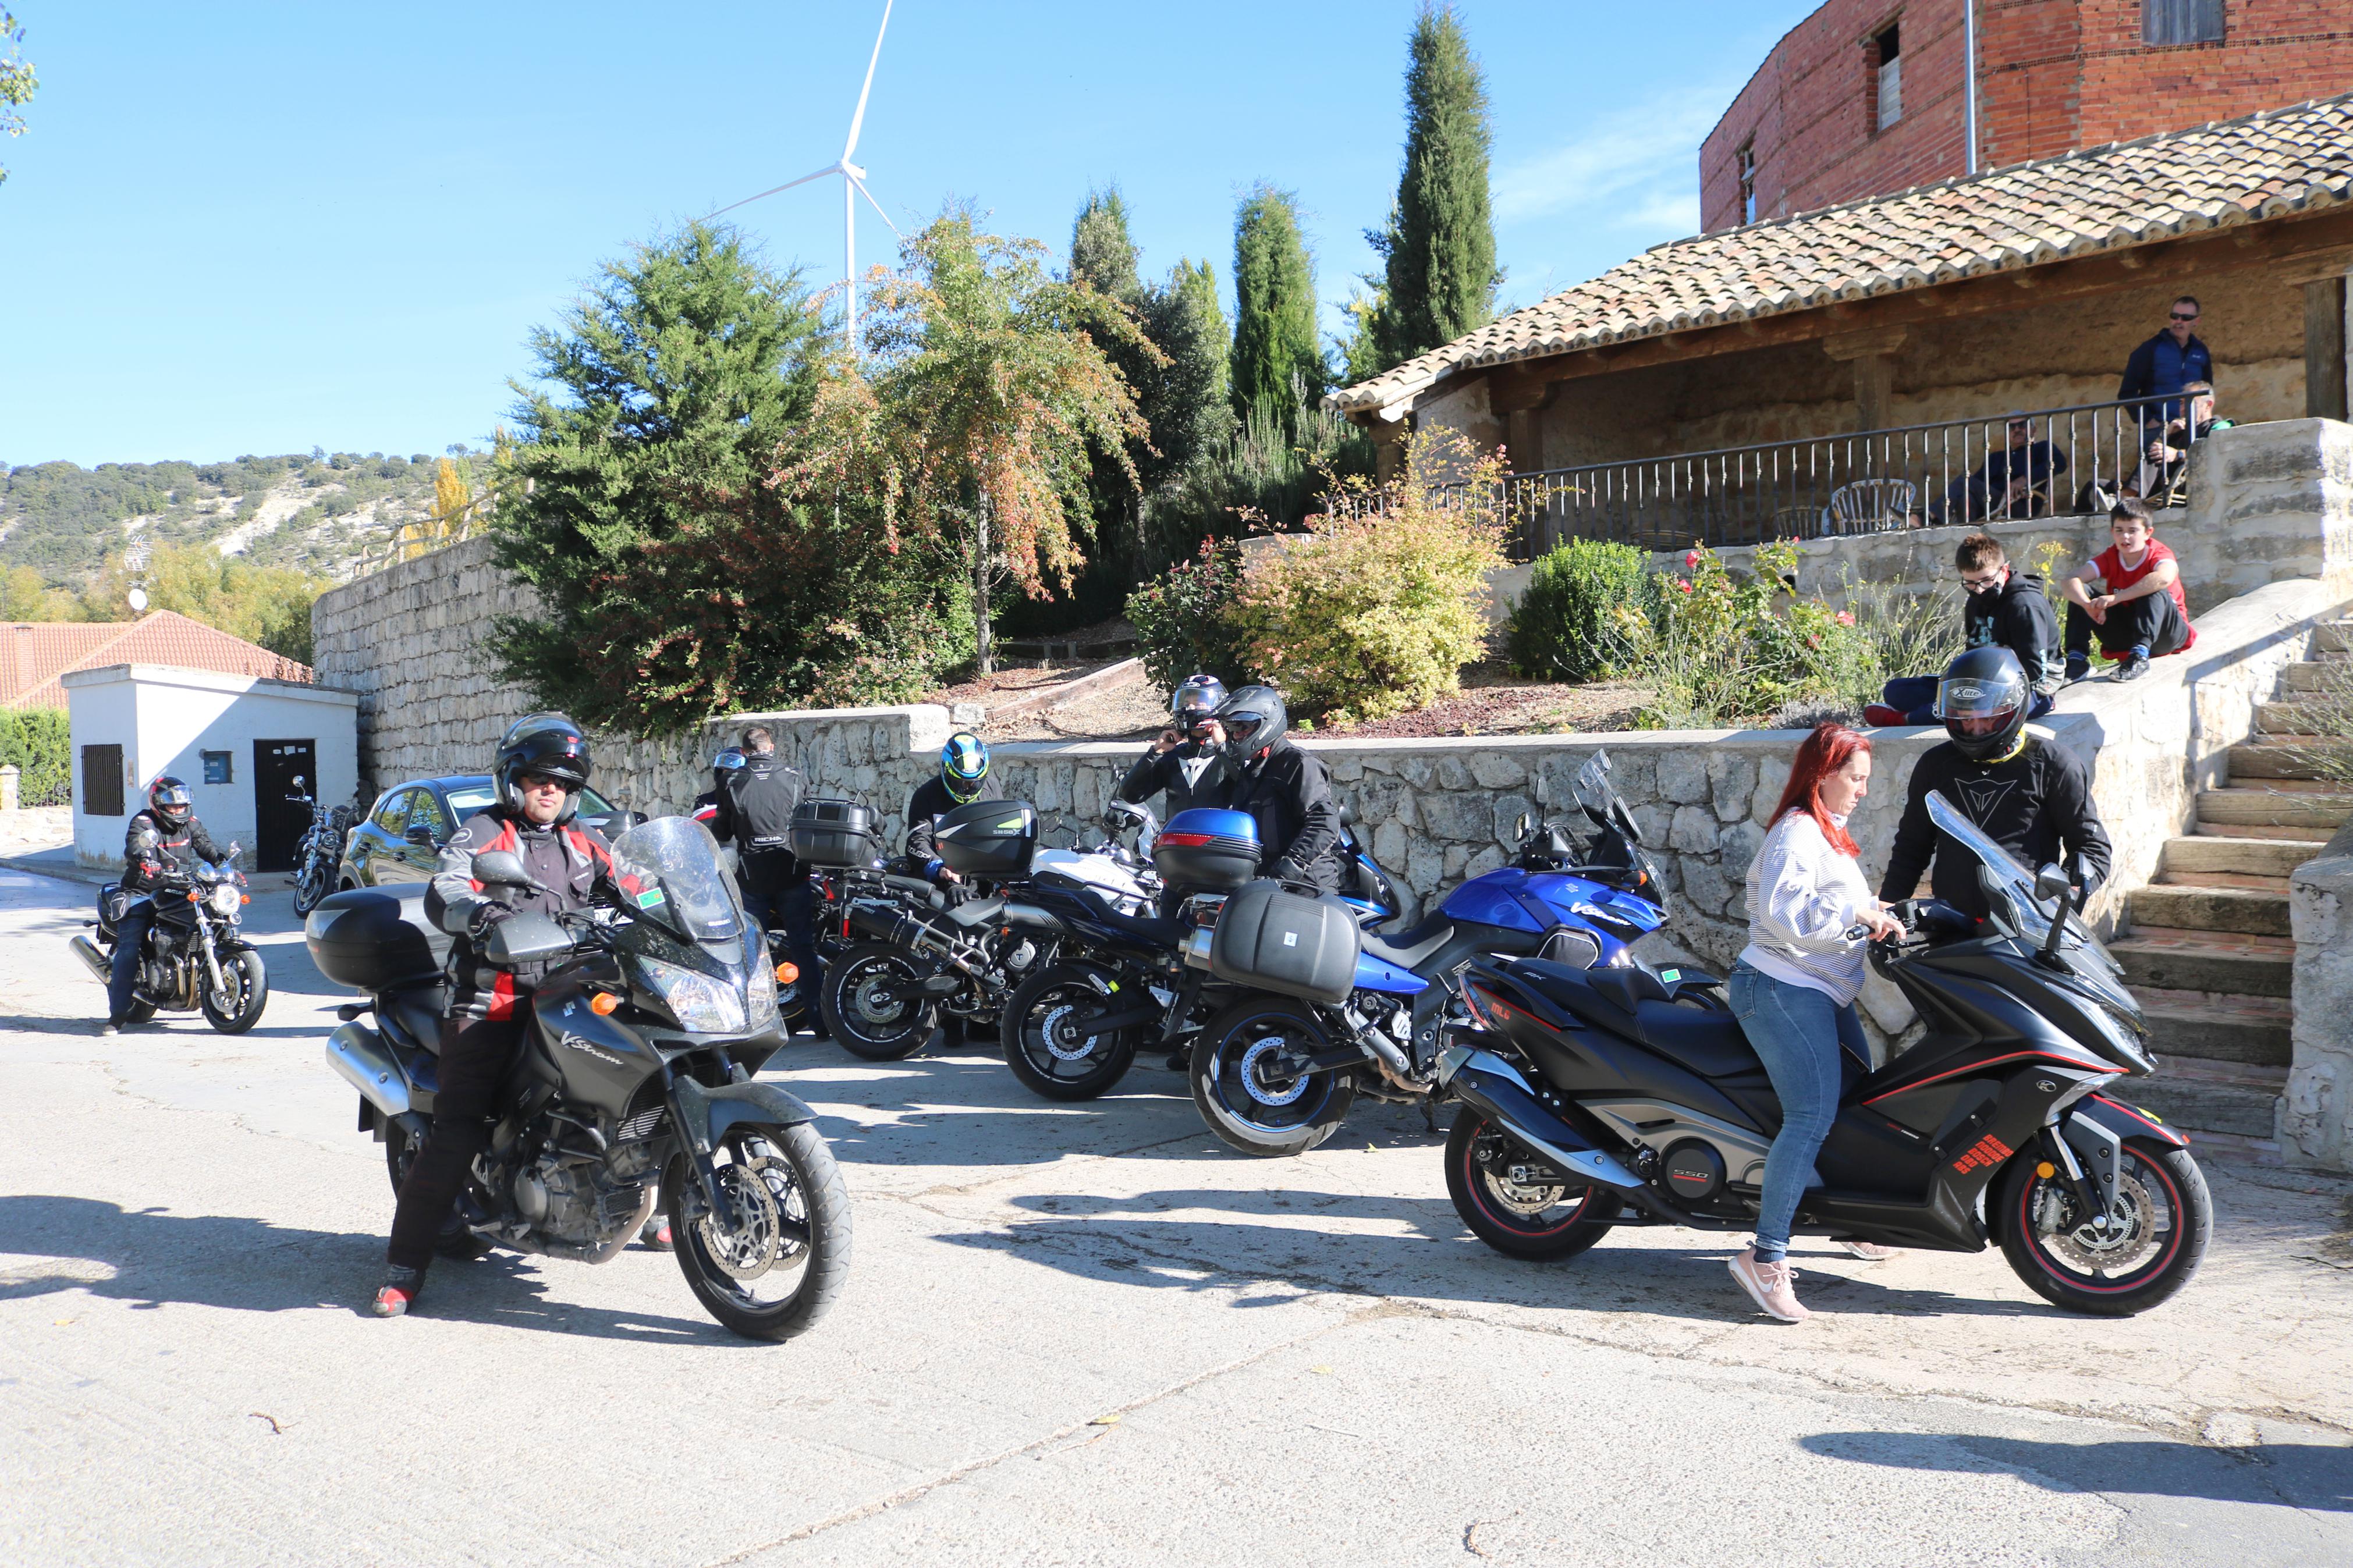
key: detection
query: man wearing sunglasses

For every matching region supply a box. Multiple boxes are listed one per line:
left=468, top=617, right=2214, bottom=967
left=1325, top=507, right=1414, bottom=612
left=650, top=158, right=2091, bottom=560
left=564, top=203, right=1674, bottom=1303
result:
left=2118, top=297, right=2212, bottom=428
left=1864, top=532, right=2060, bottom=728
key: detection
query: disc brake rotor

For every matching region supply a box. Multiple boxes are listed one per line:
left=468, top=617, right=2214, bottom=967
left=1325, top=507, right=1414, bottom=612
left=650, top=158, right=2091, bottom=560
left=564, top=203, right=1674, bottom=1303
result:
left=1236, top=1036, right=1310, bottom=1107
left=2037, top=1171, right=2160, bottom=1274
left=1040, top=1002, right=1101, bottom=1062
left=1477, top=1135, right=1568, bottom=1215
left=696, top=1162, right=783, bottom=1281
left=854, top=967, right=910, bottom=1026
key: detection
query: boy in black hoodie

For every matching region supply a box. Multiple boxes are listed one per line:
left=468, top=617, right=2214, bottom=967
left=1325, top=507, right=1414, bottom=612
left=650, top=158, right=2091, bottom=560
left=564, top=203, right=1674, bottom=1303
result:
left=1865, top=533, right=2063, bottom=728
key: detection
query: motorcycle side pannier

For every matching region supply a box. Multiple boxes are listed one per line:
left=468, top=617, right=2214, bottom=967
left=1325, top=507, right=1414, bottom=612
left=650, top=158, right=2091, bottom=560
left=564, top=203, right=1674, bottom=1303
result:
left=1152, top=807, right=1261, bottom=892
left=1209, top=879, right=1358, bottom=1005
left=932, top=798, right=1038, bottom=880
left=305, top=888, right=449, bottom=991
left=789, top=799, right=883, bottom=868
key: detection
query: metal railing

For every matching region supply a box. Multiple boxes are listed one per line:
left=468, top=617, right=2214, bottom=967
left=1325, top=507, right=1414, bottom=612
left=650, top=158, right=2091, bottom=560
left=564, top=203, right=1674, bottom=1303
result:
left=1485, top=394, right=2210, bottom=560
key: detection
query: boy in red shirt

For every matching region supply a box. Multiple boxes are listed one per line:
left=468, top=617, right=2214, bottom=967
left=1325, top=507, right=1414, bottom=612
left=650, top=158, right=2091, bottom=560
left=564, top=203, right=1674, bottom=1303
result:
left=2060, top=497, right=2196, bottom=683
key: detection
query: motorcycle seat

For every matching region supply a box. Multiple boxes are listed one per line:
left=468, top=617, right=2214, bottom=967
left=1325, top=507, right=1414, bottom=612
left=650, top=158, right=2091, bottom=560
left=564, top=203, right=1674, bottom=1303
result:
left=1047, top=883, right=1186, bottom=950
left=379, top=983, right=450, bottom=1054
left=1507, top=959, right=1762, bottom=1079
left=1360, top=911, right=1456, bottom=970
left=946, top=897, right=1006, bottom=928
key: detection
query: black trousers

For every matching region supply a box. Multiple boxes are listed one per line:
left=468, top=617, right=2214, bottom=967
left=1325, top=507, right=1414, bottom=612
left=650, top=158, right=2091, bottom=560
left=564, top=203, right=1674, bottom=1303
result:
left=742, top=851, right=822, bottom=1025
left=2065, top=592, right=2189, bottom=660
left=385, top=1011, right=526, bottom=1274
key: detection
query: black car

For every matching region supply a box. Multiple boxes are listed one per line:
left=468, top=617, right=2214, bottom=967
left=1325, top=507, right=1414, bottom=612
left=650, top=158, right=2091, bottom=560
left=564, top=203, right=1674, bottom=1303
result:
left=338, top=774, right=641, bottom=890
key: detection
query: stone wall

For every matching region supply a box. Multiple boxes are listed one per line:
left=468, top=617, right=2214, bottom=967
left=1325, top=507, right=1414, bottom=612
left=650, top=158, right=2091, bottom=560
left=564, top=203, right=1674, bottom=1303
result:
left=2284, top=819, right=2353, bottom=1172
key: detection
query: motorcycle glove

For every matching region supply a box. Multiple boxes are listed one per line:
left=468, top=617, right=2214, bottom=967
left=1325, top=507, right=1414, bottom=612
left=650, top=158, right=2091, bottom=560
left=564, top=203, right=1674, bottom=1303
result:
left=466, top=899, right=516, bottom=939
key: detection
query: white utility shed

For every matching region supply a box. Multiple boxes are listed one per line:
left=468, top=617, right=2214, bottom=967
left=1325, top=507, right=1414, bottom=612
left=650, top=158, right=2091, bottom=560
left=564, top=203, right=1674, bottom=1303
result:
left=65, top=663, right=360, bottom=873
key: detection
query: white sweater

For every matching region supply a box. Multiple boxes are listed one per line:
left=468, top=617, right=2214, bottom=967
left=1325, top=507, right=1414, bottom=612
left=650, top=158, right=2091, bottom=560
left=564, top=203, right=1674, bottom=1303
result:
left=1739, top=809, right=1873, bottom=1006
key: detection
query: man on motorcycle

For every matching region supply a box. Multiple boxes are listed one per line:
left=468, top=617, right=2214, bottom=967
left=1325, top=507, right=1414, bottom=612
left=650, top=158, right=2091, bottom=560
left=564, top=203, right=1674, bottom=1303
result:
left=372, top=712, right=626, bottom=1318
left=1879, top=646, right=2113, bottom=919
left=104, top=776, right=230, bottom=1034
left=906, top=731, right=998, bottom=890
left=1217, top=686, right=1342, bottom=893
left=715, top=726, right=820, bottom=1028
left=1117, top=675, right=1231, bottom=819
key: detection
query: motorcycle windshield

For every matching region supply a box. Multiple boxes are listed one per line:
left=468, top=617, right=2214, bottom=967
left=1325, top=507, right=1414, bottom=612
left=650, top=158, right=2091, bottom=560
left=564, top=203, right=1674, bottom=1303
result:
left=609, top=816, right=745, bottom=944
left=1924, top=791, right=2128, bottom=989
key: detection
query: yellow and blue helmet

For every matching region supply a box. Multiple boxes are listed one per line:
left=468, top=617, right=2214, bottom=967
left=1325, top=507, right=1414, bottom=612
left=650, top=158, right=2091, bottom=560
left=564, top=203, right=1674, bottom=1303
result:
left=941, top=731, right=989, bottom=803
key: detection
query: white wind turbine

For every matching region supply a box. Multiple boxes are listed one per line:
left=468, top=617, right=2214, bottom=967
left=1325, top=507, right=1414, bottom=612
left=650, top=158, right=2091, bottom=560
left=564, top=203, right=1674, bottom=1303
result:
left=705, top=0, right=901, bottom=344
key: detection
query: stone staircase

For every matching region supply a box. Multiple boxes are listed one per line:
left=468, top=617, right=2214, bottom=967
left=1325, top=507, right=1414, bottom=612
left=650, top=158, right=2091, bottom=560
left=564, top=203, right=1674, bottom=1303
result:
left=2108, top=620, right=2351, bottom=1141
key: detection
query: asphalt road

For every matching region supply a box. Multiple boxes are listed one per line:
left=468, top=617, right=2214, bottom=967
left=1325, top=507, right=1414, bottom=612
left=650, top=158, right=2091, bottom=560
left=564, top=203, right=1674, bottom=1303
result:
left=2, top=863, right=2349, bottom=1567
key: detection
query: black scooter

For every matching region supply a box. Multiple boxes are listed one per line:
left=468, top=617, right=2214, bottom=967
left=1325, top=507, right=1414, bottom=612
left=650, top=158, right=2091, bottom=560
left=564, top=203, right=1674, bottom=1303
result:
left=1436, top=791, right=2210, bottom=1315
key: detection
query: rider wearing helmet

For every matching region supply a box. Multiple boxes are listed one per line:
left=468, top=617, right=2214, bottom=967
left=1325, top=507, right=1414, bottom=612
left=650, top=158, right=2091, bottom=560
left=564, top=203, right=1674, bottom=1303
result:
left=1879, top=647, right=2113, bottom=920
left=104, top=776, right=231, bottom=1034
left=906, top=731, right=998, bottom=884
left=373, top=712, right=627, bottom=1318
left=692, top=746, right=746, bottom=825
left=1117, top=674, right=1233, bottom=819
left=1216, top=686, right=1343, bottom=892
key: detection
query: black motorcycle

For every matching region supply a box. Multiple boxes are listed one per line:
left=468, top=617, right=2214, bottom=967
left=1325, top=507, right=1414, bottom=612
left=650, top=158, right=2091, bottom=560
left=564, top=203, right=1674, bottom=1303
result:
left=1436, top=791, right=2210, bottom=1316
left=306, top=815, right=851, bottom=1341
left=72, top=848, right=269, bottom=1034
left=287, top=774, right=351, bottom=918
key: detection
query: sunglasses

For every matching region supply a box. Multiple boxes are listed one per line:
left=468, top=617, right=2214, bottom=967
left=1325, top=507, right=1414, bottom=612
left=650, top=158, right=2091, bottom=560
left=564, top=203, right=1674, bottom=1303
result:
left=519, top=774, right=567, bottom=791
left=2169, top=312, right=2199, bottom=322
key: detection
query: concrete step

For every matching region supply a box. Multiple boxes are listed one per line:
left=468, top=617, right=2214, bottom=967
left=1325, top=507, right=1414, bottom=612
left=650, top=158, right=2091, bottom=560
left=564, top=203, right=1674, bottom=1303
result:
left=2127, top=881, right=2292, bottom=937
left=2227, top=740, right=2353, bottom=781
left=2280, top=660, right=2352, bottom=693
left=2191, top=820, right=2340, bottom=843
left=2111, top=925, right=2295, bottom=998
left=2158, top=835, right=2321, bottom=879
left=2196, top=786, right=2353, bottom=830
left=2128, top=1057, right=2284, bottom=1140
left=2137, top=986, right=2294, bottom=1068
left=2152, top=868, right=2292, bottom=893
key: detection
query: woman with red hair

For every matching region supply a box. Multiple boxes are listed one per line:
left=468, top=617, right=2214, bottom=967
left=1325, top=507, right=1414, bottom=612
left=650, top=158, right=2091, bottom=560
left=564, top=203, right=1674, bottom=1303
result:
left=1726, top=723, right=1905, bottom=1324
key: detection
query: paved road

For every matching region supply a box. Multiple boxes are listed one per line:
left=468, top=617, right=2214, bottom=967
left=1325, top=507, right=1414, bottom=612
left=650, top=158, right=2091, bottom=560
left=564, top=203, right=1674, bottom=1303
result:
left=1, top=863, right=2348, bottom=1566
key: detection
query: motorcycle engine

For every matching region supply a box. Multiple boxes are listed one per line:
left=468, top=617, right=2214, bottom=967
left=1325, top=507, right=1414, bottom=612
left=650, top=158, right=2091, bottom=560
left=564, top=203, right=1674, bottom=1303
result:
left=1660, top=1139, right=1727, bottom=1203
left=513, top=1154, right=646, bottom=1247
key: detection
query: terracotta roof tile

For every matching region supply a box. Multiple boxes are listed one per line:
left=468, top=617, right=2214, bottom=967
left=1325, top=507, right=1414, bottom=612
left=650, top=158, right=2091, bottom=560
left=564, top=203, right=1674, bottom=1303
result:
left=3, top=610, right=313, bottom=710
left=1335, top=94, right=2353, bottom=411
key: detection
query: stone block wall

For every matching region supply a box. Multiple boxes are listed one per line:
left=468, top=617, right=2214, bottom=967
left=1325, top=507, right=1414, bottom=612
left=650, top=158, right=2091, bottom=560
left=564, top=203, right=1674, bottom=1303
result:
left=2285, top=820, right=2353, bottom=1172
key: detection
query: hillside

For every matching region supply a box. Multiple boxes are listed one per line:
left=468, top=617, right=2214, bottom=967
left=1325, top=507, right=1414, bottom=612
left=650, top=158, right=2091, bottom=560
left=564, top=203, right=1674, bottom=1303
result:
left=0, top=449, right=473, bottom=591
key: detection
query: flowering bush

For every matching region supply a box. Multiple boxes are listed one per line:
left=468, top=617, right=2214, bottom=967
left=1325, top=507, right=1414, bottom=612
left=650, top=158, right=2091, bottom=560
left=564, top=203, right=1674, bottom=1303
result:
left=1614, top=541, right=1878, bottom=728
left=1126, top=541, right=1253, bottom=689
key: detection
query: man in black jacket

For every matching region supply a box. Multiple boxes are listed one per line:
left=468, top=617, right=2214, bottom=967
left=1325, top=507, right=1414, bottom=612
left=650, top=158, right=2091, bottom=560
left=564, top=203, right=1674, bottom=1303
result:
left=1866, top=534, right=2062, bottom=727
left=104, top=776, right=232, bottom=1034
left=1117, top=674, right=1231, bottom=820
left=906, top=731, right=999, bottom=886
left=1879, top=648, right=2111, bottom=920
left=1217, top=687, right=1341, bottom=891
left=713, top=726, right=818, bottom=1022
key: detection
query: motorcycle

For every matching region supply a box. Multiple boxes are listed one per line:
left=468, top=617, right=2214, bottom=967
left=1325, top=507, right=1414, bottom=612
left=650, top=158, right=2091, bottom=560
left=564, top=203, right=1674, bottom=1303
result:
left=72, top=847, right=269, bottom=1034
left=287, top=774, right=352, bottom=917
left=306, top=815, right=851, bottom=1341
left=1433, top=790, right=2210, bottom=1315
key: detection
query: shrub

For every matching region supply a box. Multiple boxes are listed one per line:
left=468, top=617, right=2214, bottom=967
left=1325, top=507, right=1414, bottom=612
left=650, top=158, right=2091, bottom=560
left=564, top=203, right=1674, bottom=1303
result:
left=0, top=707, right=70, bottom=806
left=1229, top=429, right=1509, bottom=724
left=1506, top=538, right=1648, bottom=680
left=1125, top=541, right=1252, bottom=689
left=1617, top=541, right=1877, bottom=728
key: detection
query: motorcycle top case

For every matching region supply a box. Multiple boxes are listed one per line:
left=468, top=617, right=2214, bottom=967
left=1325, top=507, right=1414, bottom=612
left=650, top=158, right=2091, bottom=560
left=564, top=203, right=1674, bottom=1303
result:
left=932, top=798, right=1038, bottom=880
left=305, top=888, right=450, bottom=992
left=1208, top=879, right=1359, bottom=1005
left=788, top=798, right=883, bottom=868
left=1153, top=808, right=1261, bottom=891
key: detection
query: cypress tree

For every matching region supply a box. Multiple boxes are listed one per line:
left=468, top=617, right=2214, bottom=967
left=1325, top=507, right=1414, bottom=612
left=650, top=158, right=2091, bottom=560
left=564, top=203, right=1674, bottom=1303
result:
left=1375, top=4, right=1497, bottom=370
left=1229, top=185, right=1323, bottom=429
left=1070, top=186, right=1142, bottom=302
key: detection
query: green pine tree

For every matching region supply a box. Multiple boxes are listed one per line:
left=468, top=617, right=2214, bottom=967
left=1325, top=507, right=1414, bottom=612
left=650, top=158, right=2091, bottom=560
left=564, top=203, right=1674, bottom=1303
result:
left=1371, top=3, right=1497, bottom=372
left=1070, top=185, right=1143, bottom=301
left=1229, top=185, right=1324, bottom=431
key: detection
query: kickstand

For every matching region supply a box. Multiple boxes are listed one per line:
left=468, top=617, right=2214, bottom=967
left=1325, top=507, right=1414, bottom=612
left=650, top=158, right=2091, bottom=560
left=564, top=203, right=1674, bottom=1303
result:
left=1419, top=1097, right=1441, bottom=1137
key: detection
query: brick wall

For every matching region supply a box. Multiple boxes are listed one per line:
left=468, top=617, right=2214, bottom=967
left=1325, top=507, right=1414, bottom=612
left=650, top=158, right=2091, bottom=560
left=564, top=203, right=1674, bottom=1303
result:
left=1702, top=1, right=2353, bottom=234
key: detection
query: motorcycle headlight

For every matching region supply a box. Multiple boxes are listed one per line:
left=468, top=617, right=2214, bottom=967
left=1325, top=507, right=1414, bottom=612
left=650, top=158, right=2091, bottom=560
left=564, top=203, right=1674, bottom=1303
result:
left=209, top=883, right=242, bottom=918
left=637, top=955, right=747, bottom=1035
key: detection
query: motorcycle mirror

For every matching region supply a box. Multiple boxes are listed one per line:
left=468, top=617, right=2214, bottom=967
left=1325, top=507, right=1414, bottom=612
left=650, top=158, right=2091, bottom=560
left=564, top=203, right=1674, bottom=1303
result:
left=1515, top=812, right=1532, bottom=841
left=2033, top=862, right=2073, bottom=905
left=471, top=849, right=544, bottom=893
left=483, top=912, right=571, bottom=967
left=292, top=775, right=305, bottom=788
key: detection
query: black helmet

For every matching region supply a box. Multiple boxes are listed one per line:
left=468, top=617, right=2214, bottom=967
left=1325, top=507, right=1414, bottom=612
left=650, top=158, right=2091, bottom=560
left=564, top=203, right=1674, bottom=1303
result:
left=1935, top=646, right=2031, bottom=762
left=941, top=731, right=989, bottom=804
left=495, top=711, right=592, bottom=822
left=1216, top=685, right=1288, bottom=763
left=1172, top=674, right=1227, bottom=727
left=147, top=776, right=192, bottom=830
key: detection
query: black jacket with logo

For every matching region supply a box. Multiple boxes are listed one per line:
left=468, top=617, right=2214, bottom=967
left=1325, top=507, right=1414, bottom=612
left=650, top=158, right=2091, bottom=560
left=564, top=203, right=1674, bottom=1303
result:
left=1226, top=739, right=1342, bottom=891
left=122, top=808, right=230, bottom=894
left=1879, top=737, right=2113, bottom=919
left=1116, top=739, right=1232, bottom=819
left=1964, top=571, right=2065, bottom=695
left=714, top=752, right=805, bottom=890
left=427, top=808, right=624, bottom=1017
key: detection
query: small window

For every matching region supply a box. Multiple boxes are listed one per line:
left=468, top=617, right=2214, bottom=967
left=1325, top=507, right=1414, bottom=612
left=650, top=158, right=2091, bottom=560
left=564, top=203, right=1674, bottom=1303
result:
left=1875, top=23, right=1903, bottom=131
left=2143, top=0, right=2224, bottom=46
left=1737, top=140, right=1758, bottom=225
left=201, top=751, right=233, bottom=785
left=409, top=790, right=453, bottom=844
left=372, top=789, right=413, bottom=834
left=83, top=744, right=125, bottom=817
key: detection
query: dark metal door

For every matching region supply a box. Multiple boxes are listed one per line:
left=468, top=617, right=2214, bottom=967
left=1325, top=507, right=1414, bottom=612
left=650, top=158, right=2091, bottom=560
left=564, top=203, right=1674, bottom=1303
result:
left=254, top=739, right=314, bottom=872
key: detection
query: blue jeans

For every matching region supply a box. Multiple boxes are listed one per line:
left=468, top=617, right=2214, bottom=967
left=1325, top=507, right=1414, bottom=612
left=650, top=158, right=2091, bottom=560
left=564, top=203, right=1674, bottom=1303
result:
left=1880, top=674, right=2053, bottom=726
left=107, top=901, right=155, bottom=1022
left=1728, top=962, right=1866, bottom=1262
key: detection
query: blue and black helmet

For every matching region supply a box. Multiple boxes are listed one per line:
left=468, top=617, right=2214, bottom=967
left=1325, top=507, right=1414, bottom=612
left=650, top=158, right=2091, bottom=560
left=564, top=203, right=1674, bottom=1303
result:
left=941, top=731, right=989, bottom=803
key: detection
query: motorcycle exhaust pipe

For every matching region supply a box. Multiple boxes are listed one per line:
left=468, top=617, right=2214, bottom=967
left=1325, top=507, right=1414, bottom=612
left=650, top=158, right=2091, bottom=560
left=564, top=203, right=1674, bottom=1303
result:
left=69, top=935, right=112, bottom=984
left=1436, top=1046, right=1644, bottom=1191
left=325, top=1022, right=413, bottom=1119
left=849, top=904, right=986, bottom=978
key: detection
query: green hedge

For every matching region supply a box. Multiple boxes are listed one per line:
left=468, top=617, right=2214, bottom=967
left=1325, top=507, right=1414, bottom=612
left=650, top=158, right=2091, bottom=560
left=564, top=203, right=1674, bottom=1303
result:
left=0, top=708, right=70, bottom=807
left=1506, top=538, right=1651, bottom=681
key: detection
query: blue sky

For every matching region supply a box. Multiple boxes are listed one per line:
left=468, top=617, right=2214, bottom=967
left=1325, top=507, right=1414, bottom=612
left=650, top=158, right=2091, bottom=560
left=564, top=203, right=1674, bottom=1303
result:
left=0, top=1, right=1817, bottom=467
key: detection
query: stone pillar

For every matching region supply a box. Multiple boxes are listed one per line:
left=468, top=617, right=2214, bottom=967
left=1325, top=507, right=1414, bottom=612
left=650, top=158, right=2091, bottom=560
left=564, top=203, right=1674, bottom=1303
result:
left=2284, top=822, right=2353, bottom=1172
left=1823, top=326, right=1909, bottom=431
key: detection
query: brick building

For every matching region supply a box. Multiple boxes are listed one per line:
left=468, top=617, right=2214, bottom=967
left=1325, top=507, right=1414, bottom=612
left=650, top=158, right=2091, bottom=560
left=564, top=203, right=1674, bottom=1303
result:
left=1702, top=0, right=2353, bottom=234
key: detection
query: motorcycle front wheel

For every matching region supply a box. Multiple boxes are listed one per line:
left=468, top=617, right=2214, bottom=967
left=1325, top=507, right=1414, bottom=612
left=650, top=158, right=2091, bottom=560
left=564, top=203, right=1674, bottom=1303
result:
left=1188, top=995, right=1357, bottom=1157
left=818, top=941, right=939, bottom=1061
left=1445, top=1110, right=1621, bottom=1260
left=666, top=1122, right=852, bottom=1342
left=1997, top=1136, right=2210, bottom=1315
left=1000, top=963, right=1142, bottom=1101
left=292, top=855, right=329, bottom=916
left=200, top=948, right=268, bottom=1034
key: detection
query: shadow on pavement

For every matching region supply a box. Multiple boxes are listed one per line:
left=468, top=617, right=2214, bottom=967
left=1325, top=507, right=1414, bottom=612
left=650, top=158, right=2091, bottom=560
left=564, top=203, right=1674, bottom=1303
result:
left=0, top=1194, right=741, bottom=1345
left=1800, top=1430, right=2353, bottom=1512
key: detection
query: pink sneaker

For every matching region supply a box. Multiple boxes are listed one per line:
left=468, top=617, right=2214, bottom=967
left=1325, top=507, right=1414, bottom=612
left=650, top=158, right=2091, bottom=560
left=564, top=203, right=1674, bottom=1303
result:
left=1837, top=1240, right=1900, bottom=1261
left=1729, top=1247, right=1809, bottom=1322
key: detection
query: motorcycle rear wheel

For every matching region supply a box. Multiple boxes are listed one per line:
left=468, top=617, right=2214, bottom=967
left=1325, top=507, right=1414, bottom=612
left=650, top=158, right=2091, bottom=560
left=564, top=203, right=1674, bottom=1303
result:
left=819, top=941, right=939, bottom=1061
left=200, top=949, right=268, bottom=1034
left=1997, top=1137, right=2210, bottom=1315
left=666, top=1122, right=852, bottom=1342
left=1188, top=995, right=1356, bottom=1157
left=1000, top=963, right=1141, bottom=1101
left=1445, top=1111, right=1621, bottom=1260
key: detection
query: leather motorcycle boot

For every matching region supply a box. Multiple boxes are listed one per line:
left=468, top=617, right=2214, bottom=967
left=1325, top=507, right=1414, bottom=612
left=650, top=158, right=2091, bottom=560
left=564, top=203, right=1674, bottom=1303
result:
left=371, top=1264, right=425, bottom=1318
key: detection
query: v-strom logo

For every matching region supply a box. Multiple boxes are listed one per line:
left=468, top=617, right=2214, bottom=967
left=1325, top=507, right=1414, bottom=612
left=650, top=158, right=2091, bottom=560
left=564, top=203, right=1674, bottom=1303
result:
left=559, top=1032, right=624, bottom=1066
